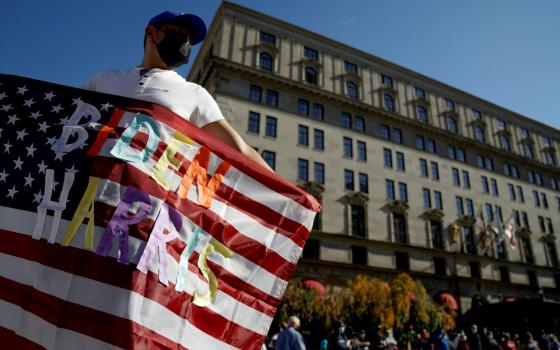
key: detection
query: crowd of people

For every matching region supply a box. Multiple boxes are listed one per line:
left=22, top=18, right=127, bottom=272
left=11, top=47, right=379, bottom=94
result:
left=265, top=317, right=560, bottom=350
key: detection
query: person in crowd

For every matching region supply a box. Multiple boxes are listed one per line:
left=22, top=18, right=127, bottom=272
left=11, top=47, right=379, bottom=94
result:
left=500, top=332, right=516, bottom=350
left=414, top=329, right=433, bottom=350
left=350, top=329, right=371, bottom=350
left=432, top=326, right=449, bottom=350
left=329, top=320, right=351, bottom=350
left=550, top=334, right=560, bottom=350
left=276, top=316, right=306, bottom=350
left=524, top=332, right=540, bottom=350
left=268, top=323, right=287, bottom=350
left=456, top=331, right=470, bottom=350
left=485, top=331, right=500, bottom=350
left=401, top=325, right=417, bottom=350
left=539, top=330, right=551, bottom=350
left=468, top=325, right=482, bottom=350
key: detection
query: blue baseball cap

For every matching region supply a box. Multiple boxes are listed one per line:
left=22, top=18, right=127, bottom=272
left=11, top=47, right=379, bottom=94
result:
left=148, top=11, right=207, bottom=45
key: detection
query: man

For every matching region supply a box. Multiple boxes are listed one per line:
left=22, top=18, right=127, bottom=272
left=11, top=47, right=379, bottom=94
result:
left=467, top=325, right=482, bottom=350
left=83, top=11, right=271, bottom=169
left=276, top=316, right=306, bottom=350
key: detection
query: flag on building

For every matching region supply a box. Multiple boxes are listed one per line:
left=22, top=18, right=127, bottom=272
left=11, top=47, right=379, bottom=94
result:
left=0, top=74, right=320, bottom=350
left=502, top=213, right=517, bottom=250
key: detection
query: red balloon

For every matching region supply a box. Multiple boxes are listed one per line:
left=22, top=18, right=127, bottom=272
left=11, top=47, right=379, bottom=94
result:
left=302, top=280, right=326, bottom=297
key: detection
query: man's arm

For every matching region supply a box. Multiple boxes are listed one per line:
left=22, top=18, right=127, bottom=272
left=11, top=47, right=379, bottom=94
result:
left=202, top=119, right=273, bottom=171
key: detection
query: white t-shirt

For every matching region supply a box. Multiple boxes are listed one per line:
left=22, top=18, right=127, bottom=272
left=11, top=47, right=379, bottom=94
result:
left=82, top=67, right=224, bottom=127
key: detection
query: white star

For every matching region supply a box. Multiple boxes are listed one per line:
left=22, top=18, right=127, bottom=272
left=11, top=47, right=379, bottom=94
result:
left=6, top=186, right=18, bottom=199
left=44, top=91, right=55, bottom=101
left=3, top=141, right=12, bottom=153
left=37, top=160, right=48, bottom=174
left=23, top=98, right=35, bottom=107
left=7, top=114, right=18, bottom=125
left=72, top=97, right=83, bottom=105
left=46, top=136, right=57, bottom=146
left=100, top=102, right=113, bottom=111
left=0, top=92, right=6, bottom=100
left=16, top=129, right=28, bottom=141
left=38, top=121, right=49, bottom=133
left=51, top=104, right=63, bottom=113
left=66, top=165, right=78, bottom=174
left=25, top=143, right=37, bottom=157
left=17, top=86, right=28, bottom=95
left=58, top=116, right=69, bottom=125
left=33, top=191, right=43, bottom=203
left=13, top=157, right=24, bottom=170
left=0, top=169, right=8, bottom=182
left=88, top=121, right=102, bottom=129
left=29, top=111, right=42, bottom=119
left=24, top=173, right=34, bottom=187
left=53, top=152, right=65, bottom=161
left=1, top=104, right=13, bottom=112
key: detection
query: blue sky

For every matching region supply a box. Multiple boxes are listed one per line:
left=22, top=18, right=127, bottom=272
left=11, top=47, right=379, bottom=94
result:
left=1, top=0, right=559, bottom=129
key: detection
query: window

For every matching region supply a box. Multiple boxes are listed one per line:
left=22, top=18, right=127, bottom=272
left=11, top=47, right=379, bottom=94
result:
left=298, top=99, right=309, bottom=115
left=466, top=199, right=474, bottom=216
left=351, top=207, right=366, bottom=237
left=396, top=152, right=405, bottom=171
left=508, top=184, right=516, bottom=201
left=431, top=162, right=439, bottom=180
left=497, top=119, right=507, bottom=129
left=259, top=52, right=273, bottom=72
left=542, top=192, right=549, bottom=209
left=394, top=215, right=408, bottom=244
left=527, top=270, right=538, bottom=288
left=457, top=148, right=466, bottom=163
left=341, top=112, right=352, bottom=129
left=447, top=145, right=456, bottom=159
left=312, top=103, right=323, bottom=119
left=298, top=159, right=309, bottom=181
left=354, top=116, right=365, bottom=132
left=358, top=173, right=369, bottom=193
left=431, top=220, right=444, bottom=249
left=456, top=196, right=464, bottom=215
left=476, top=154, right=484, bottom=168
left=419, top=158, right=428, bottom=177
left=298, top=125, right=309, bottom=145
left=343, top=137, right=353, bottom=157
left=485, top=203, right=494, bottom=221
left=521, top=237, right=534, bottom=264
left=384, top=93, right=395, bottom=112
left=345, top=61, right=358, bottom=74
left=248, top=111, right=260, bottom=133
left=392, top=128, right=402, bottom=144
left=462, top=170, right=471, bottom=188
left=249, top=85, right=262, bottom=102
left=434, top=257, right=447, bottom=276
left=384, top=148, right=393, bottom=168
left=517, top=186, right=525, bottom=202
left=546, top=218, right=554, bottom=234
left=304, top=47, right=319, bottom=60
left=434, top=191, right=443, bottom=210
left=447, top=116, right=459, bottom=134
left=386, top=179, right=395, bottom=200
left=472, top=109, right=482, bottom=120
left=423, top=188, right=431, bottom=208
left=417, top=105, right=429, bottom=123
left=346, top=81, right=358, bottom=99
left=499, top=266, right=510, bottom=283
left=260, top=31, right=276, bottom=44
left=344, top=169, right=354, bottom=190
left=357, top=141, right=367, bottom=161
left=490, top=178, right=499, bottom=196
left=481, top=176, right=489, bottom=193
left=305, top=67, right=317, bottom=86
left=521, top=211, right=530, bottom=229
left=546, top=150, right=557, bottom=166
left=485, top=157, right=494, bottom=171
left=499, top=135, right=511, bottom=151
left=314, top=162, right=325, bottom=184
left=474, top=126, right=485, bottom=142
left=520, top=128, right=529, bottom=139
left=398, top=182, right=408, bottom=202
left=426, top=139, right=436, bottom=154
left=261, top=151, right=276, bottom=170
left=352, top=245, right=367, bottom=264
left=395, top=251, right=410, bottom=271
left=552, top=178, right=560, bottom=191
left=465, top=228, right=477, bottom=254
left=524, top=143, right=535, bottom=159
left=416, top=135, right=425, bottom=150
left=543, top=136, right=552, bottom=147
left=380, top=124, right=391, bottom=140
left=266, top=89, right=279, bottom=107
left=265, top=116, right=277, bottom=138
left=528, top=170, right=535, bottom=184
left=445, top=98, right=455, bottom=110
left=382, top=75, right=394, bottom=87
left=503, top=162, right=511, bottom=177
left=469, top=261, right=481, bottom=278
left=302, top=239, right=319, bottom=259
left=546, top=241, right=559, bottom=268
left=496, top=240, right=507, bottom=260
left=414, top=87, right=425, bottom=98
left=534, top=191, right=541, bottom=207
left=314, top=129, right=324, bottom=150
left=452, top=168, right=461, bottom=186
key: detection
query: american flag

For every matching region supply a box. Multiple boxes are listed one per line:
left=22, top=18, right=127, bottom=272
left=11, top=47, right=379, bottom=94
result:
left=0, top=74, right=319, bottom=350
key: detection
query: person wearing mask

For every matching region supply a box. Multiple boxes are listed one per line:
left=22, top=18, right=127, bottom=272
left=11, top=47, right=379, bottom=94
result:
left=276, top=316, right=306, bottom=350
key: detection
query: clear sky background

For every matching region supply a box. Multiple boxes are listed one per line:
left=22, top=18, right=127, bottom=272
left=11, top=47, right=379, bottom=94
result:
left=1, top=0, right=559, bottom=129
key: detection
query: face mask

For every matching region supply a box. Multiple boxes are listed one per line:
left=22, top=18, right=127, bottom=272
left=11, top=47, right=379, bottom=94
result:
left=338, top=327, right=345, bottom=335
left=155, top=30, right=192, bottom=69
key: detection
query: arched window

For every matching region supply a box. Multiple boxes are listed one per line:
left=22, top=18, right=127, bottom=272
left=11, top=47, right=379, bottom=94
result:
left=474, top=126, right=486, bottom=143
left=417, top=105, right=428, bottom=123
left=384, top=93, right=394, bottom=112
left=447, top=116, right=458, bottom=134
left=259, top=52, right=273, bottom=72
left=305, top=67, right=317, bottom=86
left=346, top=81, right=358, bottom=99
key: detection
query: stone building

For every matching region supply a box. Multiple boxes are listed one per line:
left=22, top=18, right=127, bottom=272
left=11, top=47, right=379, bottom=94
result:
left=188, top=2, right=560, bottom=312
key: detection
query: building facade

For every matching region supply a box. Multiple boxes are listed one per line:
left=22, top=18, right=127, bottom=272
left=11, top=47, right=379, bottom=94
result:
left=188, top=2, right=560, bottom=312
